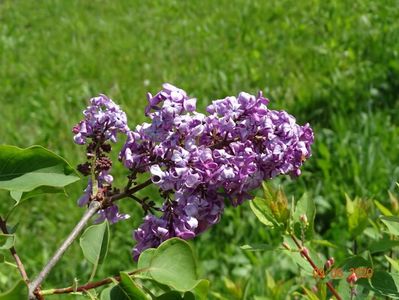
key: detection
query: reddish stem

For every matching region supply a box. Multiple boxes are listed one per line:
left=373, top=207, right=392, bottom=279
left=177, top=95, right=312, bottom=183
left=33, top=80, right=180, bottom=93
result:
left=40, top=269, right=146, bottom=295
left=289, top=234, right=342, bottom=300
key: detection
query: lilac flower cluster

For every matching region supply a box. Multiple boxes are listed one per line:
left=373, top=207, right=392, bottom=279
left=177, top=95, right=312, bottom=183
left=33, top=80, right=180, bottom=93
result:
left=73, top=94, right=129, bottom=145
left=119, top=84, right=314, bottom=259
left=73, top=95, right=130, bottom=224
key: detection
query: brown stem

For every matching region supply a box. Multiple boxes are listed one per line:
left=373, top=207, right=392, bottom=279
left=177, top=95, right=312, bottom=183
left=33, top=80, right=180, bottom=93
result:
left=29, top=179, right=153, bottom=299
left=0, top=216, right=29, bottom=283
left=289, top=234, right=342, bottom=300
left=39, top=269, right=146, bottom=296
left=29, top=201, right=102, bottom=299
left=111, top=179, right=152, bottom=202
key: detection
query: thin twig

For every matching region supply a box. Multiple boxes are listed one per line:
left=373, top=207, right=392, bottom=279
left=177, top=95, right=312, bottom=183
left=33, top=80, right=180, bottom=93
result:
left=111, top=179, right=152, bottom=202
left=28, top=179, right=153, bottom=299
left=28, top=201, right=102, bottom=299
left=0, top=216, right=29, bottom=283
left=289, top=234, right=342, bottom=300
left=39, top=269, right=147, bottom=296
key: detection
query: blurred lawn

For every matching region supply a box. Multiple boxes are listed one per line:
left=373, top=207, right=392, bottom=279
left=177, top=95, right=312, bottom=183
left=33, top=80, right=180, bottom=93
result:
left=1, top=0, right=399, bottom=298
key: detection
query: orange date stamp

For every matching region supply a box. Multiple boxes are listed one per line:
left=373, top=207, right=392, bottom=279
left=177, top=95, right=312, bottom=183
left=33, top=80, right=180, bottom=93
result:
left=313, top=267, right=373, bottom=279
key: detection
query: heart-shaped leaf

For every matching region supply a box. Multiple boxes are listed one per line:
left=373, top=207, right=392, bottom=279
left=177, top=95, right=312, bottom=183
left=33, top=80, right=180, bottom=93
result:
left=0, top=145, right=80, bottom=204
left=137, top=248, right=156, bottom=279
left=80, top=221, right=110, bottom=279
left=139, top=238, right=201, bottom=292
left=10, top=186, right=66, bottom=203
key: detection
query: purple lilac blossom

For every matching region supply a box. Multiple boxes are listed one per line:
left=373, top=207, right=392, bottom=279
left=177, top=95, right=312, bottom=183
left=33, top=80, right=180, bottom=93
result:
left=119, top=83, right=314, bottom=259
left=94, top=204, right=130, bottom=225
left=73, top=94, right=129, bottom=145
left=74, top=95, right=130, bottom=224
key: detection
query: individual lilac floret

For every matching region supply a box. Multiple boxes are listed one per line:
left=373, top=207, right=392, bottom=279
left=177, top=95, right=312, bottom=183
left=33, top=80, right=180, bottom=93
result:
left=77, top=179, right=92, bottom=207
left=73, top=94, right=129, bottom=145
left=124, top=84, right=314, bottom=259
left=95, top=204, right=130, bottom=225
left=133, top=215, right=170, bottom=260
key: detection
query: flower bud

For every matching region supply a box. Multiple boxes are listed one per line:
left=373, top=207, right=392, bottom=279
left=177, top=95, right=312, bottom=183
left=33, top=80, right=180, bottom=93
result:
left=300, top=214, right=308, bottom=225
left=346, top=272, right=358, bottom=285
left=324, top=257, right=335, bottom=270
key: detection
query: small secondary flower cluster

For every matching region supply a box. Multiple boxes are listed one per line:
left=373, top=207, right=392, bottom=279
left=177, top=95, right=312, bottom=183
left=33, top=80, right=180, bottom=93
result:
left=73, top=95, right=130, bottom=224
left=117, top=84, right=314, bottom=259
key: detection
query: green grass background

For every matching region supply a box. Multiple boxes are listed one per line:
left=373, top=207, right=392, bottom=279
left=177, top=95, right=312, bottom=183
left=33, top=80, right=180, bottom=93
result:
left=1, top=0, right=399, bottom=298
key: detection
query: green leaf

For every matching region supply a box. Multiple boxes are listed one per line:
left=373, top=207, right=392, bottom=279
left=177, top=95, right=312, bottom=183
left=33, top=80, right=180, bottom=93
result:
left=100, top=286, right=113, bottom=300
left=381, top=216, right=399, bottom=236
left=148, top=238, right=200, bottom=292
left=282, top=238, right=323, bottom=275
left=386, top=256, right=399, bottom=272
left=10, top=186, right=66, bottom=203
left=137, top=248, right=156, bottom=279
left=261, top=183, right=290, bottom=225
left=370, top=239, right=399, bottom=253
left=190, top=279, right=209, bottom=300
left=374, top=200, right=393, bottom=216
left=368, top=271, right=399, bottom=298
left=340, top=255, right=372, bottom=271
left=249, top=197, right=279, bottom=227
left=79, top=221, right=110, bottom=278
left=293, top=192, right=316, bottom=238
left=156, top=291, right=184, bottom=300
left=0, top=280, right=28, bottom=299
left=156, top=291, right=198, bottom=300
left=101, top=285, right=129, bottom=300
left=119, top=272, right=151, bottom=300
left=336, top=278, right=351, bottom=300
left=346, top=195, right=371, bottom=237
left=302, top=286, right=319, bottom=300
left=5, top=223, right=19, bottom=235
left=0, top=234, right=15, bottom=250
left=0, top=145, right=80, bottom=203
